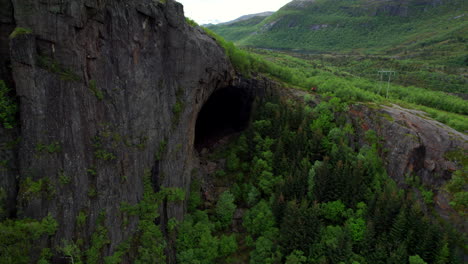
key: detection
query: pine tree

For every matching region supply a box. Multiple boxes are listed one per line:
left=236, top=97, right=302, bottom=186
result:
left=215, top=191, right=236, bottom=229
left=280, top=200, right=321, bottom=254
left=387, top=242, right=408, bottom=264
left=389, top=210, right=407, bottom=243
left=434, top=240, right=450, bottom=264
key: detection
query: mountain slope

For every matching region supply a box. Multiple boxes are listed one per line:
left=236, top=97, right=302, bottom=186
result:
left=208, top=0, right=467, bottom=62
left=220, top=11, right=274, bottom=25
left=207, top=13, right=275, bottom=43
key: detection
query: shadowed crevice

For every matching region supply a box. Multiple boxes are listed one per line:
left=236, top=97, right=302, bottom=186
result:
left=195, top=86, right=253, bottom=151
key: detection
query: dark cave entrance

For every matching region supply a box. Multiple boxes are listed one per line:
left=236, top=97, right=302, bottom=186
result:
left=195, top=86, right=253, bottom=151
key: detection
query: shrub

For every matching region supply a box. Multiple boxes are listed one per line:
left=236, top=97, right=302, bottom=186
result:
left=215, top=191, right=236, bottom=228
left=89, top=80, right=103, bottom=100
left=0, top=81, right=17, bottom=129
left=9, top=27, right=32, bottom=39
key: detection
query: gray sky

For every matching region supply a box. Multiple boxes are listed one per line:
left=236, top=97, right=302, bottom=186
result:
left=177, top=0, right=291, bottom=24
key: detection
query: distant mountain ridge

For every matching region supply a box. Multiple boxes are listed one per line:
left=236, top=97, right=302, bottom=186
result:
left=221, top=11, right=274, bottom=25
left=202, top=12, right=274, bottom=27
left=208, top=0, right=467, bottom=62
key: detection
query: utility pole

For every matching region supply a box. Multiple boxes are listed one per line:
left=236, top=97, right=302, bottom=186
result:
left=378, top=70, right=396, bottom=98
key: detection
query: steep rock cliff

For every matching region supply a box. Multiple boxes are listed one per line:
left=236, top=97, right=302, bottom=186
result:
left=3, top=0, right=236, bottom=257
left=0, top=0, right=19, bottom=221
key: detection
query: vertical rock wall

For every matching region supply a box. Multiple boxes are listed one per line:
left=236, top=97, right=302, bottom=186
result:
left=0, top=0, right=18, bottom=220
left=4, top=0, right=234, bottom=256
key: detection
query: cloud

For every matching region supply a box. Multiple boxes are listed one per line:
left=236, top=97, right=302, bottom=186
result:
left=177, top=0, right=291, bottom=24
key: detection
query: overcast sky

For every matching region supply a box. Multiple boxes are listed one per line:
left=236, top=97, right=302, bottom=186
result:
left=177, top=0, right=292, bottom=24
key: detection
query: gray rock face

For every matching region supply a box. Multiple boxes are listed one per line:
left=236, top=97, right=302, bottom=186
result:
left=3, top=0, right=235, bottom=257
left=349, top=103, right=467, bottom=187
left=0, top=0, right=18, bottom=220
left=348, top=103, right=467, bottom=227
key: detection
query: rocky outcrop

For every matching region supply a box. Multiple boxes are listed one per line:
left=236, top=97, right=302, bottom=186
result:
left=281, top=87, right=467, bottom=227
left=2, top=0, right=236, bottom=258
left=0, top=0, right=18, bottom=220
left=349, top=102, right=467, bottom=228
left=349, top=103, right=466, bottom=187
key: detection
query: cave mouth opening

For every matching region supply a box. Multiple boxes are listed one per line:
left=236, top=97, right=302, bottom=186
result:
left=195, top=86, right=253, bottom=151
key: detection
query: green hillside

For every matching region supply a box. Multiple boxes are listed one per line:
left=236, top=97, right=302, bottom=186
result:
left=202, top=28, right=468, bottom=131
left=209, top=0, right=467, bottom=63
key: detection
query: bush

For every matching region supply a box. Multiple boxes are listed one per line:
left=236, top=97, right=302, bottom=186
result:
left=215, top=191, right=236, bottom=228
left=219, top=234, right=237, bottom=256
left=320, top=200, right=346, bottom=224
left=0, top=81, right=17, bottom=129
left=243, top=200, right=276, bottom=237
left=409, top=255, right=428, bottom=264
left=0, top=215, right=57, bottom=264
left=9, top=27, right=32, bottom=39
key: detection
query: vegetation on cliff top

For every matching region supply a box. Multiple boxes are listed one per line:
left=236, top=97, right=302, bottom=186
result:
left=207, top=0, right=467, bottom=132
left=203, top=27, right=467, bottom=132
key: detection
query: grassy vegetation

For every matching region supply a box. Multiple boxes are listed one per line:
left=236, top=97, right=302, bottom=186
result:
left=35, top=142, right=61, bottom=154
left=204, top=27, right=467, bottom=132
left=172, top=88, right=185, bottom=129
left=9, top=27, right=32, bottom=39
left=92, top=136, right=117, bottom=161
left=209, top=0, right=467, bottom=60
left=209, top=16, right=267, bottom=42
left=253, top=50, right=468, bottom=131
left=208, top=0, right=467, bottom=121
left=283, top=53, right=467, bottom=94
left=58, top=170, right=71, bottom=185
left=19, top=177, right=55, bottom=201
left=37, top=55, right=81, bottom=82
left=89, top=80, right=104, bottom=100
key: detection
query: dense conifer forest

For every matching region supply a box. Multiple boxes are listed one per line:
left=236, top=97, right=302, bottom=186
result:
left=174, top=96, right=465, bottom=264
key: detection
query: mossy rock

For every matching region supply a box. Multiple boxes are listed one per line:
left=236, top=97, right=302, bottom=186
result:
left=9, top=27, right=32, bottom=39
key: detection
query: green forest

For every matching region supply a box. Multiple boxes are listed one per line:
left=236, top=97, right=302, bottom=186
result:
left=174, top=96, right=465, bottom=264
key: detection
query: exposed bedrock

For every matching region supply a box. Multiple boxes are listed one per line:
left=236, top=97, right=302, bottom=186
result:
left=4, top=0, right=239, bottom=256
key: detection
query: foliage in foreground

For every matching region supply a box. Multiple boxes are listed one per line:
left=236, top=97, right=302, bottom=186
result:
left=0, top=215, right=58, bottom=264
left=175, top=98, right=465, bottom=263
